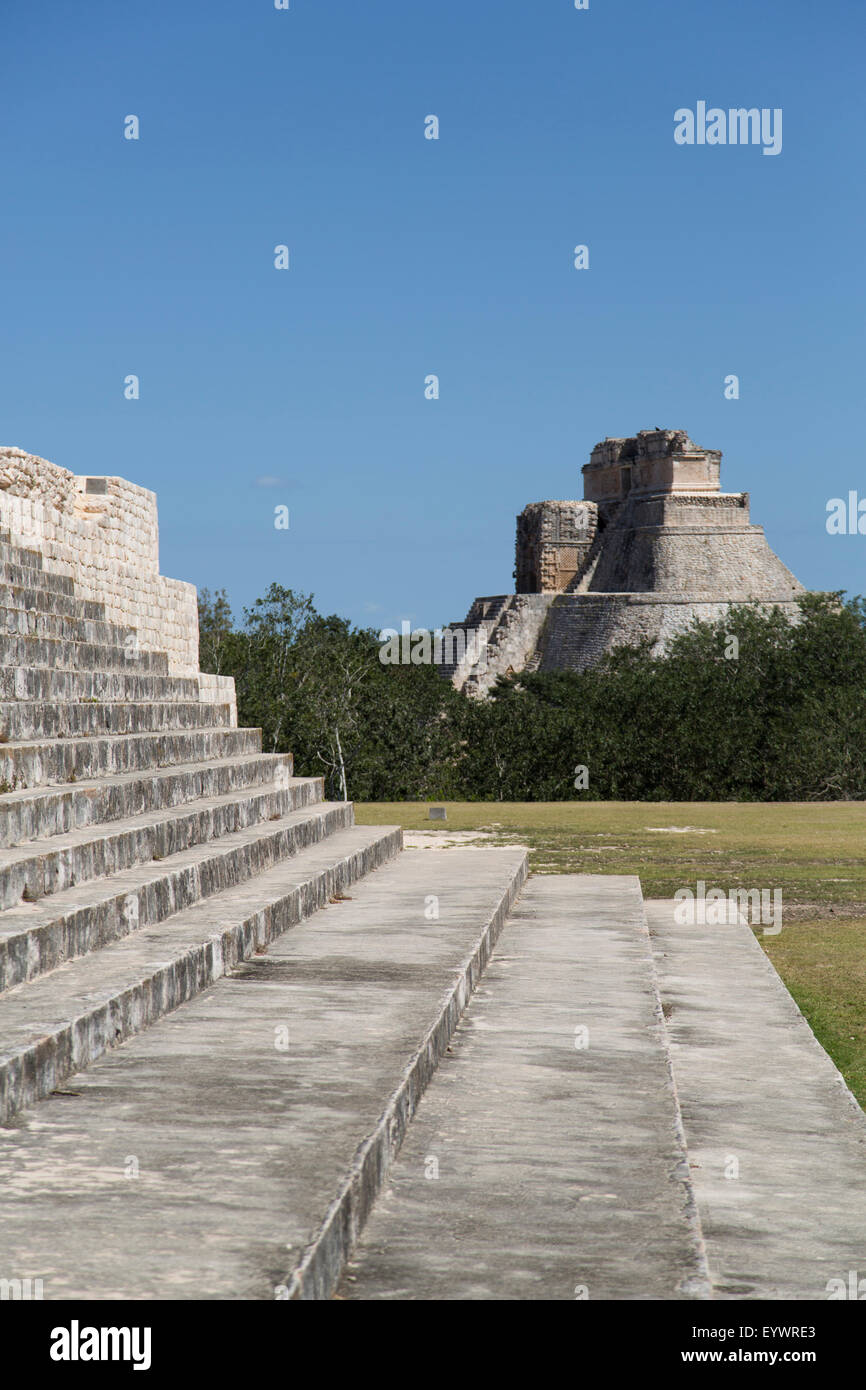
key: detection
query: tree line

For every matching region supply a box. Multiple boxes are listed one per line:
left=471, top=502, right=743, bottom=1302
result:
left=198, top=585, right=866, bottom=802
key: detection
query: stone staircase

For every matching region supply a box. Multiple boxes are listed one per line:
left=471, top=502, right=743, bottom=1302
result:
left=441, top=593, right=554, bottom=697
left=0, top=524, right=403, bottom=1128
left=0, top=498, right=536, bottom=1301
left=437, top=595, right=511, bottom=684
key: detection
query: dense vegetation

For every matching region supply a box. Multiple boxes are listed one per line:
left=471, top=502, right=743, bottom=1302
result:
left=198, top=585, right=866, bottom=802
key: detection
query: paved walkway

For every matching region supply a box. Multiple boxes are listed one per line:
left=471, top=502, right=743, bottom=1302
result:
left=342, top=881, right=866, bottom=1301
left=340, top=876, right=705, bottom=1300
left=646, top=897, right=866, bottom=1300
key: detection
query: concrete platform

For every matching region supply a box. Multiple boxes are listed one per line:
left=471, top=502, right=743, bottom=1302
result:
left=646, top=898, right=866, bottom=1300
left=338, top=875, right=706, bottom=1301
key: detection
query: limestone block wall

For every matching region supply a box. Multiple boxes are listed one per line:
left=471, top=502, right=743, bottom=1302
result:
left=585, top=493, right=804, bottom=600
left=0, top=446, right=205, bottom=684
left=539, top=593, right=803, bottom=673
left=198, top=672, right=238, bottom=726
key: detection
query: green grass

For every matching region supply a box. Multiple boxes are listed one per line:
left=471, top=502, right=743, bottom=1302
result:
left=355, top=800, right=866, bottom=1104
left=355, top=800, right=866, bottom=905
left=765, top=919, right=866, bottom=1108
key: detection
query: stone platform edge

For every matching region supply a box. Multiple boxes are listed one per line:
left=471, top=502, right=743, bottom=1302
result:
left=283, top=849, right=530, bottom=1301
left=638, top=893, right=713, bottom=1300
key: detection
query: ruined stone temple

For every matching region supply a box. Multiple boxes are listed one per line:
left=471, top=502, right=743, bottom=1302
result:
left=443, top=428, right=805, bottom=695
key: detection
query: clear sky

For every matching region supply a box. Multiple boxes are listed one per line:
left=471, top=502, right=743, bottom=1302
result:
left=1, top=0, right=864, bottom=633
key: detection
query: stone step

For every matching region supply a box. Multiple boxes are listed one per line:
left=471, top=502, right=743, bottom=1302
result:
left=339, top=875, right=708, bottom=1302
left=0, top=798, right=350, bottom=996
left=645, top=899, right=866, bottom=1300
left=0, top=751, right=293, bottom=849
left=0, top=821, right=403, bottom=1124
left=0, top=602, right=140, bottom=648
left=0, top=698, right=233, bottom=743
left=0, top=774, right=324, bottom=914
left=0, top=724, right=261, bottom=790
left=0, top=845, right=523, bottom=1299
left=0, top=538, right=50, bottom=570
left=0, top=631, right=170, bottom=675
left=0, top=561, right=76, bottom=596
left=0, top=665, right=202, bottom=705
left=1, top=582, right=105, bottom=621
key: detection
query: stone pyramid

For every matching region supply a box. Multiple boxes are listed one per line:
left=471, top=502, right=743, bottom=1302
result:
left=446, top=430, right=805, bottom=694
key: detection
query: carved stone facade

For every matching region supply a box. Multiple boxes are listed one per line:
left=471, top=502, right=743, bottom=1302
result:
left=514, top=501, right=598, bottom=593
left=447, top=429, right=805, bottom=695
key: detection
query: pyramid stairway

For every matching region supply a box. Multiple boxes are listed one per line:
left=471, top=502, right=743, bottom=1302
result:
left=0, top=524, right=404, bottom=1126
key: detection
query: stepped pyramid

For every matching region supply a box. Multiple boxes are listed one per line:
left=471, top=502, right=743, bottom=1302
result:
left=2, top=446, right=866, bottom=1303
left=0, top=447, right=408, bottom=1295
left=446, top=429, right=805, bottom=695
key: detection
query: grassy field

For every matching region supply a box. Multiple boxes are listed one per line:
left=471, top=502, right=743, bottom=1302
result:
left=355, top=800, right=866, bottom=1105
left=764, top=918, right=866, bottom=1107
left=356, top=800, right=866, bottom=906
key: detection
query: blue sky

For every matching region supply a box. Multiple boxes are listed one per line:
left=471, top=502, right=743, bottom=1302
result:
left=1, top=0, right=864, bottom=633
